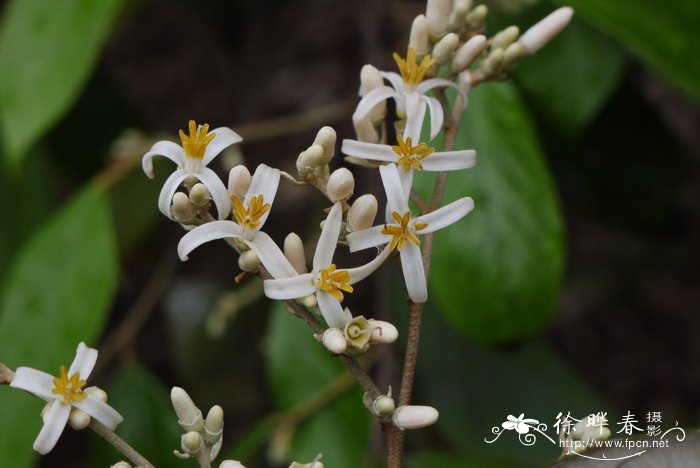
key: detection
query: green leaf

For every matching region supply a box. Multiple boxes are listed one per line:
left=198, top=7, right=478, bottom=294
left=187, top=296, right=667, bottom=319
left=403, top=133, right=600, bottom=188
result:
left=0, top=0, right=123, bottom=166
left=515, top=15, right=625, bottom=137
left=90, top=364, right=182, bottom=467
left=549, top=0, right=700, bottom=100
left=0, top=185, right=118, bottom=467
left=266, top=304, right=371, bottom=468
left=418, top=83, right=565, bottom=345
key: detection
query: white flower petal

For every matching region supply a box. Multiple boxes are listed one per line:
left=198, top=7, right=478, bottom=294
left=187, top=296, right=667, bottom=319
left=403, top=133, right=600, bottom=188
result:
left=9, top=367, right=56, bottom=401
left=397, top=168, right=414, bottom=200
left=74, top=395, right=123, bottom=431
left=346, top=246, right=390, bottom=284
left=341, top=139, right=397, bottom=163
left=379, top=164, right=410, bottom=215
left=263, top=273, right=315, bottom=300
left=142, top=141, right=185, bottom=178
left=244, top=231, right=299, bottom=279
left=346, top=225, right=388, bottom=252
left=415, top=197, right=474, bottom=234
left=243, top=164, right=280, bottom=229
left=423, top=95, right=444, bottom=140
left=421, top=150, right=476, bottom=171
left=198, top=167, right=232, bottom=220
left=312, top=203, right=342, bottom=271
left=67, top=343, right=98, bottom=380
left=33, top=400, right=71, bottom=454
left=354, top=86, right=399, bottom=121
left=379, top=71, right=405, bottom=94
left=316, top=290, right=351, bottom=328
left=177, top=220, right=243, bottom=260
left=400, top=242, right=427, bottom=303
left=403, top=92, right=427, bottom=142
left=157, top=169, right=189, bottom=219
left=202, top=127, right=242, bottom=166
left=416, top=77, right=465, bottom=99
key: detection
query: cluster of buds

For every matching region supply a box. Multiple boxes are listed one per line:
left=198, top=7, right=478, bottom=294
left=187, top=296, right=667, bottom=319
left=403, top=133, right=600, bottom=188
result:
left=363, top=388, right=439, bottom=430
left=316, top=316, right=398, bottom=355
left=295, top=127, right=337, bottom=194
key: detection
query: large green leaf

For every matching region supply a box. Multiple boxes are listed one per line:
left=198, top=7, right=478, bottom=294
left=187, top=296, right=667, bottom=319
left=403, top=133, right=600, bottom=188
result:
left=417, top=83, right=564, bottom=344
left=266, top=304, right=371, bottom=468
left=0, top=0, right=123, bottom=166
left=549, top=0, right=700, bottom=100
left=0, top=185, right=118, bottom=467
left=90, top=364, right=183, bottom=467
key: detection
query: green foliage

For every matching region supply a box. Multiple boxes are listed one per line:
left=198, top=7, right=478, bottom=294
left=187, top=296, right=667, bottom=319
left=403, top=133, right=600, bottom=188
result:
left=0, top=185, right=117, bottom=467
left=0, top=0, right=123, bottom=166
left=550, top=0, right=700, bottom=100
left=266, top=304, right=371, bottom=468
left=418, top=83, right=564, bottom=345
left=90, top=364, right=183, bottom=467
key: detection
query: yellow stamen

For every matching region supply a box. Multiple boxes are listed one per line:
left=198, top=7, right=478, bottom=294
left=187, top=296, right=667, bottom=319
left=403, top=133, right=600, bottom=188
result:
left=52, top=366, right=87, bottom=405
left=392, top=134, right=435, bottom=172
left=381, top=211, right=427, bottom=251
left=393, top=47, right=435, bottom=86
left=316, top=264, right=354, bottom=301
left=179, top=119, right=216, bottom=159
left=231, top=194, right=270, bottom=229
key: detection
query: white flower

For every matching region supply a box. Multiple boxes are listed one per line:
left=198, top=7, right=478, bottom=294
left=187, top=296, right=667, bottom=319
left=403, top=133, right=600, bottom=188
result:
left=342, top=132, right=476, bottom=195
left=346, top=164, right=473, bottom=303
left=263, top=203, right=390, bottom=328
left=353, top=48, right=465, bottom=142
left=177, top=164, right=298, bottom=280
left=142, top=120, right=242, bottom=220
left=9, top=343, right=123, bottom=454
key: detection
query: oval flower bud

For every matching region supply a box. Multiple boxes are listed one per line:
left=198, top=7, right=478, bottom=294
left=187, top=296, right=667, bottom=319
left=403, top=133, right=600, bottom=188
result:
left=326, top=168, right=355, bottom=202
left=432, top=32, right=459, bottom=66
left=409, top=14, right=429, bottom=56
left=204, top=405, right=224, bottom=445
left=344, top=316, right=372, bottom=351
left=425, top=0, right=451, bottom=38
left=284, top=233, right=307, bottom=274
left=86, top=386, right=108, bottom=402
left=219, top=461, right=245, bottom=468
left=171, top=387, right=204, bottom=432
left=172, top=192, right=195, bottom=222
left=503, top=42, right=526, bottom=69
left=482, top=47, right=505, bottom=75
left=347, top=194, right=378, bottom=232
left=449, top=0, right=472, bottom=29
left=322, top=328, right=347, bottom=354
left=393, top=405, right=439, bottom=430
left=228, top=165, right=252, bottom=200
left=182, top=431, right=203, bottom=454
left=466, top=4, right=488, bottom=29
left=359, top=65, right=387, bottom=124
left=368, top=319, right=399, bottom=344
left=519, top=7, right=573, bottom=54
left=111, top=462, right=132, bottom=468
left=296, top=145, right=325, bottom=179
left=238, top=249, right=261, bottom=273
left=491, top=25, right=520, bottom=50
left=451, top=34, right=487, bottom=73
left=313, top=126, right=337, bottom=164
left=189, top=182, right=211, bottom=208
left=373, top=395, right=396, bottom=416
left=68, top=408, right=91, bottom=430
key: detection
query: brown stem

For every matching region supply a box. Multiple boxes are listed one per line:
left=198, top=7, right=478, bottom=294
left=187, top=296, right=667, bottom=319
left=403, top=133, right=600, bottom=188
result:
left=90, top=420, right=154, bottom=468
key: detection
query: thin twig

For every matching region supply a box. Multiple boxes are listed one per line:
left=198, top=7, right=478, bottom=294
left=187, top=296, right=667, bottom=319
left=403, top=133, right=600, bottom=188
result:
left=90, top=419, right=154, bottom=468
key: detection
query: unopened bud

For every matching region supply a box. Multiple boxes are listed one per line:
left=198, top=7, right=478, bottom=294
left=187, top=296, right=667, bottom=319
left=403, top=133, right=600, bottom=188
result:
left=362, top=392, right=375, bottom=412
left=519, top=7, right=573, bottom=54
left=220, top=461, right=245, bottom=468
left=393, top=405, right=439, bottom=430
left=300, top=294, right=317, bottom=308
left=86, top=386, right=108, bottom=402
left=352, top=115, right=379, bottom=144
left=482, top=48, right=505, bottom=75
left=368, top=319, right=399, bottom=344
left=313, top=127, right=337, bottom=164
left=189, top=183, right=211, bottom=207
left=111, top=462, right=132, bottom=468
left=451, top=34, right=487, bottom=73
left=432, top=33, right=459, bottom=66
left=449, top=0, right=472, bottom=29
left=171, top=192, right=195, bottom=222
left=296, top=145, right=325, bottom=180
left=360, top=66, right=388, bottom=124
left=409, top=15, right=430, bottom=56
left=491, top=26, right=520, bottom=50
left=204, top=405, right=224, bottom=445
left=68, top=408, right=91, bottom=430
left=373, top=395, right=396, bottom=416
left=327, top=168, right=354, bottom=202
left=425, top=0, right=451, bottom=38
left=466, top=4, right=487, bottom=29
left=238, top=250, right=261, bottom=273
left=344, top=316, right=372, bottom=350
left=182, top=431, right=203, bottom=454
left=321, top=328, right=347, bottom=354
left=347, top=194, right=378, bottom=232
left=503, top=42, right=526, bottom=69
left=171, top=387, right=204, bottom=432
left=284, top=233, right=307, bottom=274
left=228, top=165, right=252, bottom=200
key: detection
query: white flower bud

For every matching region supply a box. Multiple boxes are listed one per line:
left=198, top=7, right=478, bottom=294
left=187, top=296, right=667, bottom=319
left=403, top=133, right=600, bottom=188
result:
left=344, top=316, right=372, bottom=350
left=465, top=4, right=488, bottom=29
left=171, top=387, right=204, bottom=432
left=453, top=70, right=471, bottom=115
left=204, top=405, right=224, bottom=445
left=449, top=0, right=472, bottom=29
left=228, top=165, right=252, bottom=200
left=111, top=462, right=132, bottom=468
left=482, top=48, right=505, bottom=75
left=182, top=431, right=203, bottom=454
left=451, top=34, right=486, bottom=73
left=326, top=168, right=354, bottom=202
left=189, top=183, right=211, bottom=208
left=313, top=126, right=337, bottom=164
left=373, top=395, right=396, bottom=416
left=86, top=386, right=108, bottom=402
left=68, top=408, right=91, bottom=430
left=425, top=0, right=451, bottom=38
left=431, top=32, right=459, bottom=66
left=322, top=328, right=347, bottom=354
left=296, top=145, right=325, bottom=180
left=519, top=7, right=573, bottom=54
left=491, top=25, right=520, bottom=50
left=503, top=42, right=527, bottom=69
left=360, top=65, right=387, bottom=124
left=211, top=435, right=223, bottom=461
left=238, top=250, right=261, bottom=273
left=368, top=319, right=399, bottom=344
left=347, top=194, right=378, bottom=232
left=220, top=461, right=245, bottom=468
left=284, top=233, right=307, bottom=274
left=352, top=114, right=379, bottom=143
left=409, top=15, right=430, bottom=56
left=362, top=392, right=375, bottom=413
left=171, top=192, right=195, bottom=222
left=300, top=294, right=317, bottom=308
left=393, top=405, right=439, bottom=430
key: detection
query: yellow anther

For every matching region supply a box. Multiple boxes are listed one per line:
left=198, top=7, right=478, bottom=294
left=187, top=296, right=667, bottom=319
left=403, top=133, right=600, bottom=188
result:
left=316, top=264, right=353, bottom=301
left=392, top=134, right=435, bottom=172
left=393, top=48, right=435, bottom=86
left=231, top=194, right=270, bottom=229
left=382, top=211, right=426, bottom=251
left=52, top=366, right=87, bottom=405
left=179, top=120, right=216, bottom=159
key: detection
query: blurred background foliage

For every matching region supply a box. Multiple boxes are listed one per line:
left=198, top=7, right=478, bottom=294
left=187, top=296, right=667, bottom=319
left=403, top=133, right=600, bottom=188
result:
left=0, top=0, right=698, bottom=466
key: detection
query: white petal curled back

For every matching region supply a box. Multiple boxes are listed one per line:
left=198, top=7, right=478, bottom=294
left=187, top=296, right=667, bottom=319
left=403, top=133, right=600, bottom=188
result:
left=316, top=290, right=352, bottom=328
left=246, top=231, right=300, bottom=279
left=197, top=167, right=232, bottom=220
left=354, top=86, right=400, bottom=122
left=312, top=203, right=343, bottom=271
left=34, top=400, right=71, bottom=454
left=415, top=197, right=474, bottom=234
left=379, top=164, right=410, bottom=215
left=74, top=394, right=124, bottom=430
left=244, top=164, right=280, bottom=227
left=423, top=95, right=444, bottom=140
left=400, top=242, right=427, bottom=303
left=420, top=149, right=476, bottom=172
left=341, top=139, right=397, bottom=163
left=201, top=127, right=242, bottom=167
left=141, top=140, right=185, bottom=178
left=67, top=342, right=98, bottom=380
left=378, top=71, right=405, bottom=95
left=403, top=92, right=427, bottom=142
left=157, top=169, right=189, bottom=219
left=346, top=246, right=391, bottom=284
left=9, top=367, right=56, bottom=401
left=346, top=225, right=387, bottom=252
left=263, top=273, right=315, bottom=300
left=177, top=220, right=244, bottom=261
